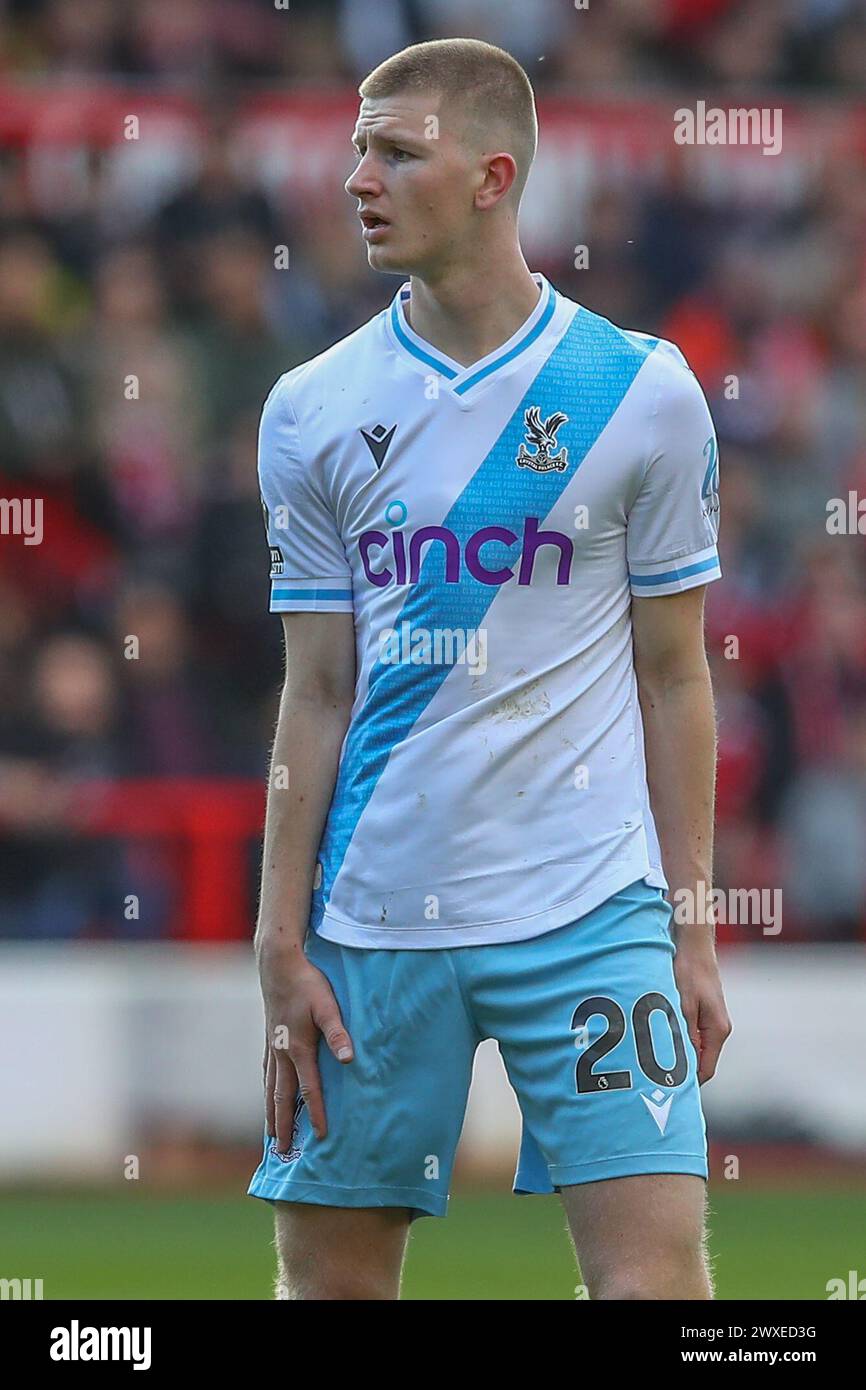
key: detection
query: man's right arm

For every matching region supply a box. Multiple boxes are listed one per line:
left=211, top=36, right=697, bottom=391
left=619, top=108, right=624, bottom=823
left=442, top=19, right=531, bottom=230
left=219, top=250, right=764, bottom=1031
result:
left=256, top=609, right=356, bottom=1148
left=256, top=609, right=356, bottom=960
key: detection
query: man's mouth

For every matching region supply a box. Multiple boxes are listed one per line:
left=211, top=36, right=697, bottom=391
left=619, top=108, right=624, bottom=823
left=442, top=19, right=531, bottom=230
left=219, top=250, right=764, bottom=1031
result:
left=360, top=212, right=391, bottom=243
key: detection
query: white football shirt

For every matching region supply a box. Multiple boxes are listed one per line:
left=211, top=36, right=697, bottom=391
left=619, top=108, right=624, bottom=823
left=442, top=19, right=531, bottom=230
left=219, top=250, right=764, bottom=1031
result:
left=259, top=272, right=721, bottom=948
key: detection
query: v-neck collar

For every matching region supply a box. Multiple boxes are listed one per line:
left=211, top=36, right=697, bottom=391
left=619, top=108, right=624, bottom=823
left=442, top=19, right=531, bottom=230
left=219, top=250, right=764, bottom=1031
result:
left=386, top=272, right=558, bottom=404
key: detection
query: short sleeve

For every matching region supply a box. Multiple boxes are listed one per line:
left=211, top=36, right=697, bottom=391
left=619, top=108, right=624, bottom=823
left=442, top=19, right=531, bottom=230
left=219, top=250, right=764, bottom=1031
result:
left=626, top=343, right=721, bottom=598
left=258, top=377, right=353, bottom=613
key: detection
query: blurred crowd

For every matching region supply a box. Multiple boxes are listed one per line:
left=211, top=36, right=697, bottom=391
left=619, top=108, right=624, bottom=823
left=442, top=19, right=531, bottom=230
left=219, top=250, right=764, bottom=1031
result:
left=1, top=0, right=866, bottom=942
left=1, top=0, right=866, bottom=90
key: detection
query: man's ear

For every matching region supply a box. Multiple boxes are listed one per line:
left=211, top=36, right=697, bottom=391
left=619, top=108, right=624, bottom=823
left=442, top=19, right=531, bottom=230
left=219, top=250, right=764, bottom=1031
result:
left=475, top=152, right=518, bottom=211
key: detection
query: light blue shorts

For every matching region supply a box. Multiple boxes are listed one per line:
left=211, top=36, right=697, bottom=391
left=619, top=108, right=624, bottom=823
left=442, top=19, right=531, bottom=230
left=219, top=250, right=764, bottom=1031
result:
left=247, top=878, right=708, bottom=1219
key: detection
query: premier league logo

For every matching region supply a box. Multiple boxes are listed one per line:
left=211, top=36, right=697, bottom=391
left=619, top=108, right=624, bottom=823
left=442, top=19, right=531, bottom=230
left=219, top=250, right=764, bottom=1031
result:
left=261, top=498, right=284, bottom=575
left=516, top=406, right=569, bottom=473
left=268, top=1093, right=306, bottom=1164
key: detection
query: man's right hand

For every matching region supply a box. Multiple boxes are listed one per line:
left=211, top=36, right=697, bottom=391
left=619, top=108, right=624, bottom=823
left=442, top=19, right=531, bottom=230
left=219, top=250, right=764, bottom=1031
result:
left=258, top=945, right=354, bottom=1151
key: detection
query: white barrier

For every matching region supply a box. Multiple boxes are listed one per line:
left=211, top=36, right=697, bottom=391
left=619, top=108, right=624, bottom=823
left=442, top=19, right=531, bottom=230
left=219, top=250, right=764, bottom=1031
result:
left=0, top=944, right=864, bottom=1178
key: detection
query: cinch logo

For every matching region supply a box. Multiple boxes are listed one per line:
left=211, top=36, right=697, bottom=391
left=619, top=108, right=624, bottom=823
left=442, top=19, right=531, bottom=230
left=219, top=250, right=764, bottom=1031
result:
left=359, top=516, right=576, bottom=588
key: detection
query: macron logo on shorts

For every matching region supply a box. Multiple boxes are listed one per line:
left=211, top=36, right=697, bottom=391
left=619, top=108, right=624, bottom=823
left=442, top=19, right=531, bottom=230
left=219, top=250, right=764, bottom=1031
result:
left=642, top=1089, right=674, bottom=1135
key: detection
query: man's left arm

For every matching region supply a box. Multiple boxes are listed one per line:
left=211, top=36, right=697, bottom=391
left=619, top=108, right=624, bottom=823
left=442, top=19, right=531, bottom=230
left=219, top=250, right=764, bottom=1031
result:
left=632, top=585, right=733, bottom=1084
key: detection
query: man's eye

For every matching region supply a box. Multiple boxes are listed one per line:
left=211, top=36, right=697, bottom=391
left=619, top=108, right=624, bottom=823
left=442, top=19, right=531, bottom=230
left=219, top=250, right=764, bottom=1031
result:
left=391, top=148, right=412, bottom=161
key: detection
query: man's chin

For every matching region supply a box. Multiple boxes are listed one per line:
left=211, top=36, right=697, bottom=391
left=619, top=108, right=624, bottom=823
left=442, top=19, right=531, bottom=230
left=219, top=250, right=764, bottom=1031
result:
left=366, top=242, right=412, bottom=275
left=366, top=237, right=422, bottom=275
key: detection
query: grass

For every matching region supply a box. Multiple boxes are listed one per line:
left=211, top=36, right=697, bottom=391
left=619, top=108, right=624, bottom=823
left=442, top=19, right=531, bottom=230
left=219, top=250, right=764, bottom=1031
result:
left=1, top=1185, right=863, bottom=1300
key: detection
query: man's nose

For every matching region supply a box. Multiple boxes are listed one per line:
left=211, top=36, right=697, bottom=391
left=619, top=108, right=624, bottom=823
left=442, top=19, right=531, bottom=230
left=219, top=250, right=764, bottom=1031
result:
left=345, top=153, right=381, bottom=199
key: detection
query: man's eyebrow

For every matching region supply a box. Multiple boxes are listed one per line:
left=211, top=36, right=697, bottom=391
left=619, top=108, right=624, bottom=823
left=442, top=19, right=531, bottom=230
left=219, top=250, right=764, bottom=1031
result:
left=351, top=129, right=424, bottom=150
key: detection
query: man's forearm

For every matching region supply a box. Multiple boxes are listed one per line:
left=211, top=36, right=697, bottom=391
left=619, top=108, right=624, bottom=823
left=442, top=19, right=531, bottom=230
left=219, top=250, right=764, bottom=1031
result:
left=637, top=663, right=718, bottom=942
left=255, top=687, right=351, bottom=960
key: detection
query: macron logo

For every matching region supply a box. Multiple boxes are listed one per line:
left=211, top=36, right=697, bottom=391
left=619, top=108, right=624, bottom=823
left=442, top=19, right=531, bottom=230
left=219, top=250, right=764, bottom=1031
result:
left=360, top=424, right=397, bottom=469
left=642, top=1089, right=674, bottom=1136
left=50, top=1321, right=152, bottom=1371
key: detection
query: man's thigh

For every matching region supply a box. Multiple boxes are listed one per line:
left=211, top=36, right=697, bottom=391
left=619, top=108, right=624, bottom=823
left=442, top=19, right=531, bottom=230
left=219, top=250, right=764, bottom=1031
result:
left=248, top=930, right=481, bottom=1222
left=469, top=879, right=709, bottom=1194
left=560, top=1172, right=711, bottom=1298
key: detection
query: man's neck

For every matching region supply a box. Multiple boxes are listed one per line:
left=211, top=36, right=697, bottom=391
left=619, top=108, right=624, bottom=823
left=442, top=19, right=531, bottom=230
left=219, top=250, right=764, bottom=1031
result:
left=404, top=251, right=541, bottom=368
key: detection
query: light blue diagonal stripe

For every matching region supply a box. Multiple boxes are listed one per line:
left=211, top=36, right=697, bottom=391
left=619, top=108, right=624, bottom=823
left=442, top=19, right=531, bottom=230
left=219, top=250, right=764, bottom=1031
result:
left=310, top=308, right=658, bottom=931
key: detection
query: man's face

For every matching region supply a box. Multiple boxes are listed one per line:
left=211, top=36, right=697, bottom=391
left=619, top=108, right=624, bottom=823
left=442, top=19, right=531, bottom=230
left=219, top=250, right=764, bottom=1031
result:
left=345, top=92, right=478, bottom=278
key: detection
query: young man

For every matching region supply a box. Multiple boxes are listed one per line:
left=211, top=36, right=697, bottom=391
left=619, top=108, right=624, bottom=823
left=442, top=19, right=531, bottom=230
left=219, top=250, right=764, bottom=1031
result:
left=249, top=38, right=731, bottom=1300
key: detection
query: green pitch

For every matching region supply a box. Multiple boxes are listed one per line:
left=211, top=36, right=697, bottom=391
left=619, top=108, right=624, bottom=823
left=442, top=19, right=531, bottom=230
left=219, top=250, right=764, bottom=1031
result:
left=0, top=1187, right=861, bottom=1300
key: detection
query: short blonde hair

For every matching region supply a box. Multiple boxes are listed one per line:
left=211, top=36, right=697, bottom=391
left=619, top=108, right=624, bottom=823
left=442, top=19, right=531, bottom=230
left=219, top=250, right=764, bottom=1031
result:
left=359, top=38, right=538, bottom=202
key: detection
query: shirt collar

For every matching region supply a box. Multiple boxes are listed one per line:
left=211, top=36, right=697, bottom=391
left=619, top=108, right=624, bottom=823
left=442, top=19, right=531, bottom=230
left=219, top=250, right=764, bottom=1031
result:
left=387, top=272, right=559, bottom=401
